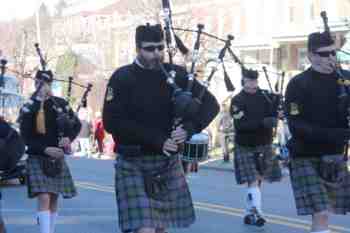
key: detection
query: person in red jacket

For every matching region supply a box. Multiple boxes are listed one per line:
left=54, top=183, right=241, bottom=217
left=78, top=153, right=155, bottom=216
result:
left=93, top=112, right=105, bottom=157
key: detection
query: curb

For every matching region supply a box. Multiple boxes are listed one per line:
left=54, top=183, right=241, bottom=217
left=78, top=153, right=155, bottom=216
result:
left=198, top=158, right=234, bottom=172
left=200, top=164, right=234, bottom=172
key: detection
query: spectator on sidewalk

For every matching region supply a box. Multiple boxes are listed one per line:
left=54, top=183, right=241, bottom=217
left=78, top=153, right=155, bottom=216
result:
left=93, top=112, right=105, bottom=157
left=77, top=110, right=92, bottom=158
left=218, top=103, right=233, bottom=162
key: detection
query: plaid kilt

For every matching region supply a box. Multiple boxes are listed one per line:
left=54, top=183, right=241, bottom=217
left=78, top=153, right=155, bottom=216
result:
left=234, top=145, right=282, bottom=185
left=26, top=155, right=77, bottom=199
left=114, top=154, right=195, bottom=232
left=289, top=155, right=350, bottom=215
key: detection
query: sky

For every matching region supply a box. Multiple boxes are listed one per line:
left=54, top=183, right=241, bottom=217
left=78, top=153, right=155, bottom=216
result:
left=0, top=0, right=117, bottom=21
left=0, top=0, right=60, bottom=21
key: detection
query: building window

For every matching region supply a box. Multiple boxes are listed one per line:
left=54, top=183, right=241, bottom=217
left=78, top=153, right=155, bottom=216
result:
left=297, top=47, right=309, bottom=71
left=304, top=0, right=315, bottom=21
left=289, top=5, right=295, bottom=23
left=310, top=3, right=314, bottom=20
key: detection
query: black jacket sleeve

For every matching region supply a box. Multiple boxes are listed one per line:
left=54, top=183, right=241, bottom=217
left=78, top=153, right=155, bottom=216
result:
left=285, top=77, right=349, bottom=144
left=102, top=70, right=168, bottom=152
left=230, top=96, right=262, bottom=132
left=19, top=101, right=47, bottom=155
left=0, top=121, right=12, bottom=138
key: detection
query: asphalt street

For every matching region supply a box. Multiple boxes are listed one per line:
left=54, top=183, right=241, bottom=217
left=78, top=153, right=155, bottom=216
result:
left=2, top=157, right=350, bottom=233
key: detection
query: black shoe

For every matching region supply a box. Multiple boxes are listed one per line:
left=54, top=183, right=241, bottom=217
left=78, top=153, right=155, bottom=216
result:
left=255, top=216, right=266, bottom=227
left=243, top=214, right=266, bottom=227
left=243, top=214, right=255, bottom=225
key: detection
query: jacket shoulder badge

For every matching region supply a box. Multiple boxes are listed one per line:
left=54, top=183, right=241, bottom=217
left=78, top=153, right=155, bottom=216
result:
left=106, top=86, right=114, bottom=102
left=289, top=102, right=300, bottom=115
left=232, top=105, right=244, bottom=119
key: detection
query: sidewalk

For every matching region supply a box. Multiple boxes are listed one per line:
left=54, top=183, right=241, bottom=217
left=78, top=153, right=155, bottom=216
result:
left=199, top=158, right=234, bottom=172
left=73, top=152, right=115, bottom=160
left=199, top=147, right=234, bottom=172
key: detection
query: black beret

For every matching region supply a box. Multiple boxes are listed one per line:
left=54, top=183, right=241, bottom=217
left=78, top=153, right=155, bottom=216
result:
left=35, top=70, right=53, bottom=83
left=135, top=23, right=164, bottom=47
left=307, top=32, right=334, bottom=52
left=242, top=68, right=259, bottom=80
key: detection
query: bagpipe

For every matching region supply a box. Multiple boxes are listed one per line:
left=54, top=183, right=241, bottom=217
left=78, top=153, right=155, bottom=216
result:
left=261, top=66, right=286, bottom=117
left=320, top=11, right=350, bottom=162
left=262, top=67, right=290, bottom=161
left=18, top=43, right=93, bottom=154
left=159, top=0, right=236, bottom=161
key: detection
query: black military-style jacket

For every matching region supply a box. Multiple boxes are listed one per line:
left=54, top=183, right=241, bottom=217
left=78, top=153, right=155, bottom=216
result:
left=102, top=62, right=220, bottom=154
left=285, top=68, right=350, bottom=157
left=20, top=96, right=81, bottom=156
left=230, top=89, right=278, bottom=147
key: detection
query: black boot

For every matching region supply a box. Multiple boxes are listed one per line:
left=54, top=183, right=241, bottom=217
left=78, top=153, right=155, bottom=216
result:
left=255, top=215, right=266, bottom=227
left=243, top=214, right=255, bottom=225
left=243, top=207, right=266, bottom=227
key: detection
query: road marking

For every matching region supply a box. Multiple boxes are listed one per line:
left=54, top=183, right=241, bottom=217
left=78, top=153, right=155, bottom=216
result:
left=3, top=208, right=115, bottom=212
left=195, top=205, right=312, bottom=231
left=76, top=181, right=350, bottom=233
left=76, top=181, right=114, bottom=190
left=194, top=202, right=350, bottom=233
left=76, top=183, right=114, bottom=193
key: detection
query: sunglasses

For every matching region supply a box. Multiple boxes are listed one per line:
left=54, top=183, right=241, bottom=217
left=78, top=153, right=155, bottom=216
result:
left=315, top=50, right=336, bottom=57
left=141, top=45, right=165, bottom=52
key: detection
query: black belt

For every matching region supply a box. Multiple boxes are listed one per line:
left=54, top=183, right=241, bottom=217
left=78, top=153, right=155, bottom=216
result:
left=117, top=144, right=159, bottom=157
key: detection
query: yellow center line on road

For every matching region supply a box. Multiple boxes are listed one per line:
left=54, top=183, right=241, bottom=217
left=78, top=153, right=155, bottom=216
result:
left=76, top=182, right=113, bottom=189
left=194, top=202, right=350, bottom=233
left=194, top=205, right=314, bottom=231
left=75, top=182, right=114, bottom=193
left=76, top=181, right=348, bottom=233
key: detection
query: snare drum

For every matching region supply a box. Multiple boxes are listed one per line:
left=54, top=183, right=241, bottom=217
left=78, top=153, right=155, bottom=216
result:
left=182, top=132, right=209, bottom=162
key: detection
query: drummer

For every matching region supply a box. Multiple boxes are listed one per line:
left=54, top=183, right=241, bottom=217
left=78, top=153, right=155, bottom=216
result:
left=230, top=68, right=282, bottom=227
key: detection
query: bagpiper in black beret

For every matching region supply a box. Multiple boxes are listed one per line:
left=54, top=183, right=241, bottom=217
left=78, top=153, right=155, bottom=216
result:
left=242, top=68, right=259, bottom=80
left=35, top=70, right=53, bottom=83
left=135, top=23, right=164, bottom=47
left=307, top=31, right=334, bottom=52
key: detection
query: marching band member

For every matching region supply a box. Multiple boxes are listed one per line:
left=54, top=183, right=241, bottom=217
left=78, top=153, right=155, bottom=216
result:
left=20, top=70, right=81, bottom=233
left=285, top=23, right=350, bottom=233
left=103, top=23, right=219, bottom=233
left=230, top=68, right=282, bottom=227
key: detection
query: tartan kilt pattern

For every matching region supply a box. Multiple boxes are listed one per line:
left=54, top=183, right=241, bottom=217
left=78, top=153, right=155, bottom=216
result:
left=289, top=156, right=350, bottom=215
left=234, top=145, right=282, bottom=185
left=26, top=155, right=77, bottom=199
left=114, top=154, right=195, bottom=232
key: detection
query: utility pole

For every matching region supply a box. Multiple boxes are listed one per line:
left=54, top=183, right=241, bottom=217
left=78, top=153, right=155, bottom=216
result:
left=35, top=1, right=42, bottom=44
